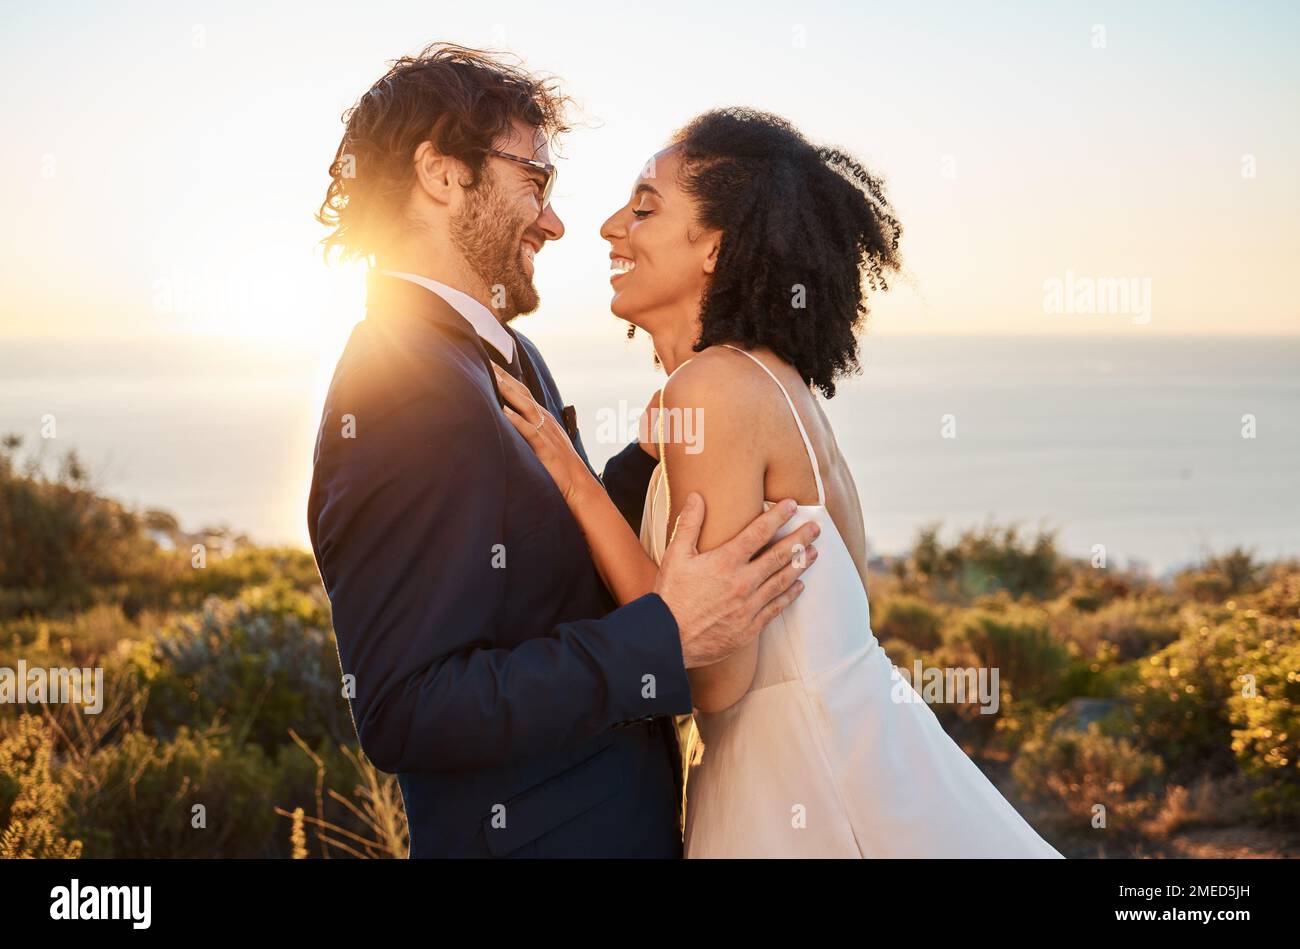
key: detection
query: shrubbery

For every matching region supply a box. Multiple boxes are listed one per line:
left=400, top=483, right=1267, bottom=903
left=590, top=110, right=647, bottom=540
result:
left=1227, top=627, right=1300, bottom=821
left=940, top=603, right=1070, bottom=705
left=0, top=437, right=398, bottom=857
left=0, top=437, right=170, bottom=618
left=66, top=726, right=280, bottom=858
left=1057, top=594, right=1183, bottom=661
left=0, top=715, right=83, bottom=858
left=1012, top=722, right=1164, bottom=822
left=872, top=594, right=945, bottom=651
left=909, top=522, right=1064, bottom=602
left=1124, top=612, right=1262, bottom=778
left=125, top=587, right=351, bottom=755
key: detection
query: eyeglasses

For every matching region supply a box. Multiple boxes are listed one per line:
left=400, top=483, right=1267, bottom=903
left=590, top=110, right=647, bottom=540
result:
left=485, top=148, right=557, bottom=208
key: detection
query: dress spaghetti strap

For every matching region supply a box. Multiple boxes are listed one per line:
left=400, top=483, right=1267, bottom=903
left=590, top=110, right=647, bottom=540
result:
left=719, top=344, right=826, bottom=506
left=656, top=357, right=695, bottom=461
left=654, top=358, right=693, bottom=517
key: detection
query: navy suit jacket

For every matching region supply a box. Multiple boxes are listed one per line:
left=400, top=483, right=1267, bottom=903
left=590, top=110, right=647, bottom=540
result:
left=308, top=274, right=693, bottom=857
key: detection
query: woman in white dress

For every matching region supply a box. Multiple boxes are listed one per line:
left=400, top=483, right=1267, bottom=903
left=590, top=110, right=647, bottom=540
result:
left=497, top=108, right=1062, bottom=858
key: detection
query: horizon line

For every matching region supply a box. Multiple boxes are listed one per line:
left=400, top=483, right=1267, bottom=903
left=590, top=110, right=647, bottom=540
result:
left=3, top=329, right=1300, bottom=345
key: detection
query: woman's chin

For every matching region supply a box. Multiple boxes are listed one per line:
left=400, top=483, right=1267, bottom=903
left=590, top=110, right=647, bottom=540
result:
left=610, top=295, right=634, bottom=322
left=609, top=293, right=655, bottom=336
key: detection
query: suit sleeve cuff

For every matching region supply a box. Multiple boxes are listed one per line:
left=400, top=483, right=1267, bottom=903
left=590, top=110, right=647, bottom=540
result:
left=607, top=592, right=693, bottom=722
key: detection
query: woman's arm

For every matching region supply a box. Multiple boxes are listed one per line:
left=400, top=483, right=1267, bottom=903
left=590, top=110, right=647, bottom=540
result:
left=493, top=359, right=816, bottom=700
left=656, top=353, right=773, bottom=713
left=565, top=476, right=659, bottom=606
left=491, top=364, right=659, bottom=606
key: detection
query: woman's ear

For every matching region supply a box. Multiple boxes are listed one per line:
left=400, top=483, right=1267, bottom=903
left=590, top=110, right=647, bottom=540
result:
left=702, top=230, right=722, bottom=275
left=412, top=141, right=461, bottom=206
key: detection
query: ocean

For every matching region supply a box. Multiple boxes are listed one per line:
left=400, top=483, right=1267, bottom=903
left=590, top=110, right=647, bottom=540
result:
left=1, top=332, right=1296, bottom=575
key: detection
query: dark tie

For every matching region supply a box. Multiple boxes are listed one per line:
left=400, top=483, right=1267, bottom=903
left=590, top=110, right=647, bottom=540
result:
left=494, top=331, right=579, bottom=441
left=486, top=342, right=524, bottom=383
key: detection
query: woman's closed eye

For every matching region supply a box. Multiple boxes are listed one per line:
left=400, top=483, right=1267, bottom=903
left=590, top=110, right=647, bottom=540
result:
left=632, top=208, right=652, bottom=219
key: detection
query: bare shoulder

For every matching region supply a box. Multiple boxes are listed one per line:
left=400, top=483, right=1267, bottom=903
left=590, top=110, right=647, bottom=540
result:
left=661, top=345, right=778, bottom=415
left=658, top=346, right=790, bottom=462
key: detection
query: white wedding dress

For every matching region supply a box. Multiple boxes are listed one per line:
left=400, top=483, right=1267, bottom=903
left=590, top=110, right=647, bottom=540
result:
left=640, top=346, right=1063, bottom=858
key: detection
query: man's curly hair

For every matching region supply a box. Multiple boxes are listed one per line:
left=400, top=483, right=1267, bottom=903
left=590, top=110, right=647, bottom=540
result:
left=669, top=108, right=902, bottom=397
left=317, top=43, right=571, bottom=261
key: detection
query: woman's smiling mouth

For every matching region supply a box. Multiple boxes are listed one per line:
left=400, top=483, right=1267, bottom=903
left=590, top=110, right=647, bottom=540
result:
left=610, top=256, right=636, bottom=282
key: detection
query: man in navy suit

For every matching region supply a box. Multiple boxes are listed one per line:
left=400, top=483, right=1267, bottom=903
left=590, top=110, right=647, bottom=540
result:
left=308, top=44, right=817, bottom=857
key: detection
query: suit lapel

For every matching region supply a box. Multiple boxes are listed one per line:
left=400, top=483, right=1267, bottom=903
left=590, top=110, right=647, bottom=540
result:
left=366, top=272, right=511, bottom=410
left=509, top=331, right=554, bottom=414
left=367, top=274, right=587, bottom=456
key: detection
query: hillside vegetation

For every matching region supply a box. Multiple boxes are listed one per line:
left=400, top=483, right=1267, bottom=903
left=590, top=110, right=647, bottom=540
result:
left=1, top=436, right=1296, bottom=858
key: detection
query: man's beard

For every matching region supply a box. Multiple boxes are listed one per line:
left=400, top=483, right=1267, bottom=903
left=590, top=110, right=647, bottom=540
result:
left=450, top=181, right=539, bottom=321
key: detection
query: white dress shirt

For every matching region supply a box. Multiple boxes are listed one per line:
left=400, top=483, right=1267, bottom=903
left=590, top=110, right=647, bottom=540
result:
left=379, top=270, right=515, bottom=365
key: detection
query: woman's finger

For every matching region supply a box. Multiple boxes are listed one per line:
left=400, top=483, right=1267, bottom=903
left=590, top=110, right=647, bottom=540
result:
left=492, top=362, right=529, bottom=400
left=501, top=403, right=538, bottom=446
left=491, top=365, right=539, bottom=418
left=491, top=363, right=526, bottom=405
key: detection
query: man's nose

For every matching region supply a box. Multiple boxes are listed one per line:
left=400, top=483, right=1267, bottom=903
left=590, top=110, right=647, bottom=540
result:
left=538, top=203, right=565, bottom=241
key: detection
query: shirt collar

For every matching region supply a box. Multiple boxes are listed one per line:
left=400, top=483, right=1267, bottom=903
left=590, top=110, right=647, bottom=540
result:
left=377, top=270, right=515, bottom=364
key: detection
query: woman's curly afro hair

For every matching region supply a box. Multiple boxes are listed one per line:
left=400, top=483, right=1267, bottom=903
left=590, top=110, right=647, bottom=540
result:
left=670, top=108, right=902, bottom=398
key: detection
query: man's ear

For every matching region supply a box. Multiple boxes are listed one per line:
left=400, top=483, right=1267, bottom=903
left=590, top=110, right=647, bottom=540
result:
left=702, top=230, right=723, bottom=275
left=412, top=140, right=463, bottom=206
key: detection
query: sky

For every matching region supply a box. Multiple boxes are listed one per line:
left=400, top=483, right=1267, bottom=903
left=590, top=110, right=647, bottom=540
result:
left=2, top=0, right=1298, bottom=357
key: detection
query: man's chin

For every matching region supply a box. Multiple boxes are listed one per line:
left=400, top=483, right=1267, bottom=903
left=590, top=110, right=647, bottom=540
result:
left=507, top=276, right=540, bottom=319
left=474, top=263, right=538, bottom=320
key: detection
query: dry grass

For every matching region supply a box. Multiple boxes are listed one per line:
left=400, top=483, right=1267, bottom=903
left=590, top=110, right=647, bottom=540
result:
left=274, top=729, right=407, bottom=859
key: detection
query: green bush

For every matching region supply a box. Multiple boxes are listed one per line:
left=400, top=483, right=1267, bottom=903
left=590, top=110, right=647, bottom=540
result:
left=941, top=605, right=1070, bottom=704
left=0, top=604, right=146, bottom=670
left=0, top=438, right=169, bottom=619
left=1228, top=630, right=1300, bottom=823
left=166, top=548, right=325, bottom=611
left=0, top=436, right=323, bottom=622
left=64, top=726, right=278, bottom=858
left=1243, top=565, right=1300, bottom=620
left=1174, top=548, right=1263, bottom=604
left=1012, top=722, right=1164, bottom=816
left=873, top=595, right=945, bottom=651
left=1059, top=568, right=1135, bottom=614
left=1124, top=609, right=1296, bottom=784
left=910, top=522, right=1064, bottom=602
left=1059, top=594, right=1184, bottom=662
left=126, top=589, right=351, bottom=755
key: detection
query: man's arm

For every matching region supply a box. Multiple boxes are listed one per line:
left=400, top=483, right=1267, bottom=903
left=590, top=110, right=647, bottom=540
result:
left=311, top=373, right=692, bottom=775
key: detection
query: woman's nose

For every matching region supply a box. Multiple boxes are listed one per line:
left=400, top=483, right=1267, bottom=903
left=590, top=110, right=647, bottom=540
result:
left=600, top=208, right=625, bottom=241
